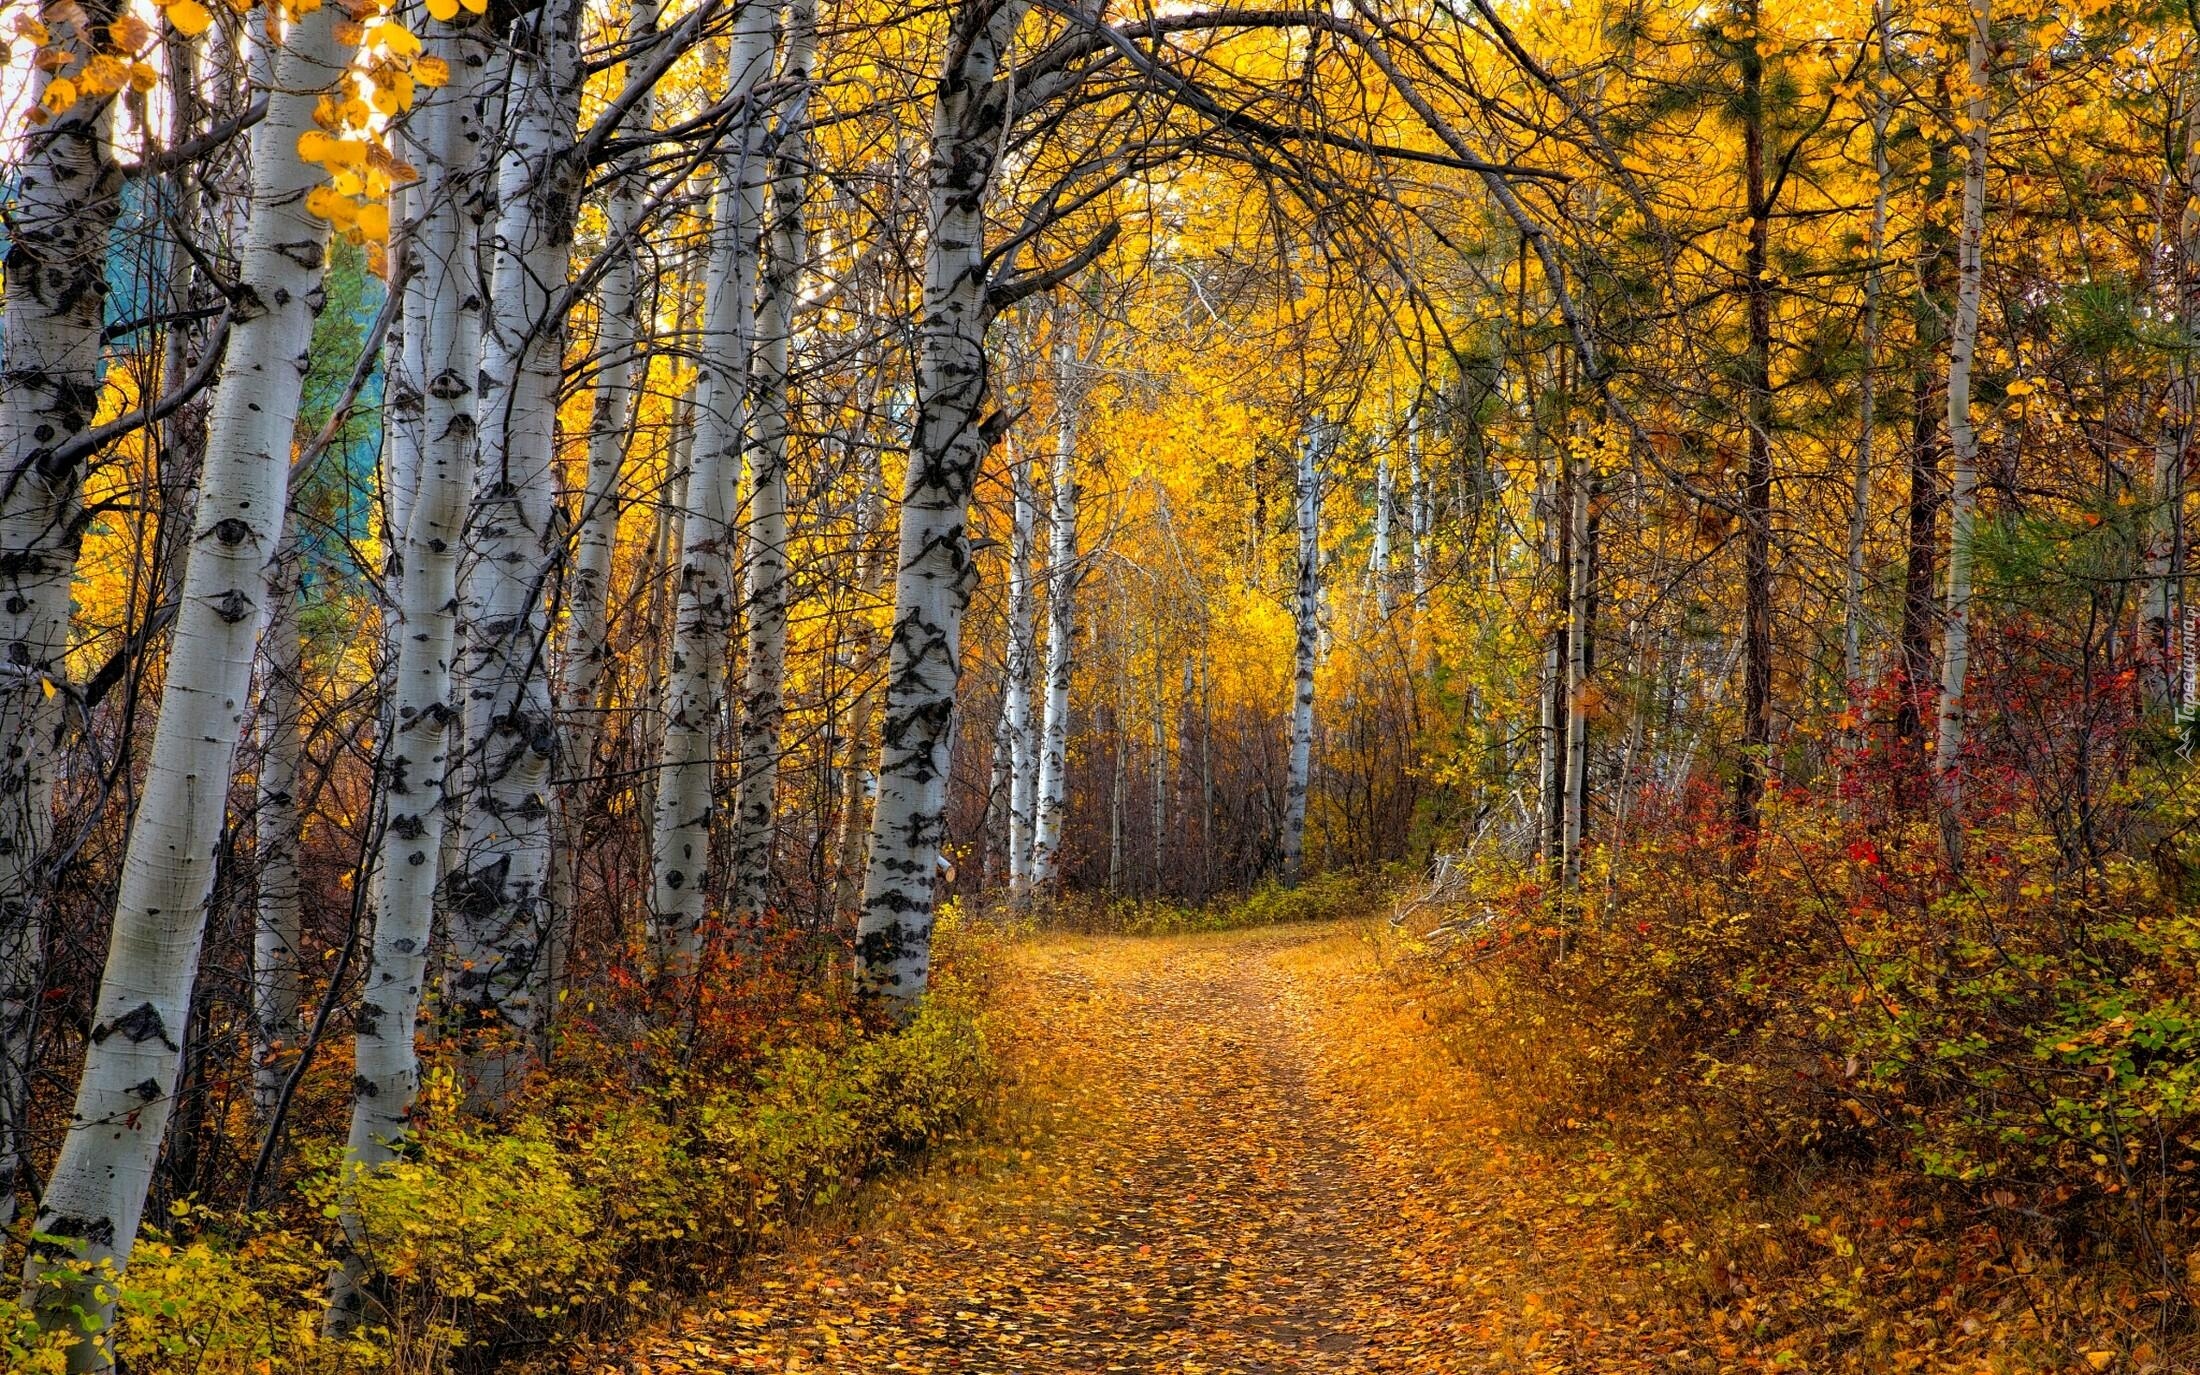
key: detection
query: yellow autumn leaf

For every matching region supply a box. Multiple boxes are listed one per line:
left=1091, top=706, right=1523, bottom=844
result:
left=303, top=184, right=356, bottom=225
left=356, top=202, right=391, bottom=242
left=297, top=128, right=338, bottom=164
left=128, top=61, right=160, bottom=93
left=40, top=76, right=77, bottom=116
left=111, top=13, right=153, bottom=48
left=367, top=20, right=419, bottom=56
left=166, top=0, right=214, bottom=37
left=414, top=53, right=450, bottom=85
left=79, top=53, right=129, bottom=97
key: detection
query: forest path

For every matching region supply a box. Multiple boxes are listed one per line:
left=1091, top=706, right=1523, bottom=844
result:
left=617, top=925, right=1495, bottom=1373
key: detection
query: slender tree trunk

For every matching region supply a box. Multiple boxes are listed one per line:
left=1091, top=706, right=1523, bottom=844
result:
left=649, top=12, right=774, bottom=965
left=1282, top=421, right=1325, bottom=888
left=0, top=0, right=124, bottom=1224
left=834, top=379, right=890, bottom=916
left=1030, top=353, right=1082, bottom=891
left=1936, top=0, right=1992, bottom=867
left=1897, top=121, right=1955, bottom=799
left=251, top=544, right=304, bottom=1121
left=1408, top=406, right=1430, bottom=615
left=24, top=9, right=347, bottom=1356
left=1537, top=442, right=1568, bottom=872
left=329, top=28, right=487, bottom=1327
left=450, top=0, right=587, bottom=1106
left=2147, top=92, right=2200, bottom=710
left=562, top=0, right=661, bottom=778
left=1845, top=0, right=1892, bottom=698
left=1108, top=692, right=1125, bottom=894
left=1736, top=0, right=1776, bottom=841
left=1372, top=448, right=1394, bottom=618
left=730, top=0, right=815, bottom=924
left=1562, top=459, right=1593, bottom=889
left=1003, top=445, right=1038, bottom=893
left=1149, top=661, right=1166, bottom=895
left=853, top=0, right=1030, bottom=1015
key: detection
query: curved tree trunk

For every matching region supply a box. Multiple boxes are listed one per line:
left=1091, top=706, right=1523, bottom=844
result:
left=23, top=8, right=348, bottom=1357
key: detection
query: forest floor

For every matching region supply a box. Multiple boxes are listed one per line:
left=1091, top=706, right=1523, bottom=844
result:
left=588, top=922, right=1605, bottom=1374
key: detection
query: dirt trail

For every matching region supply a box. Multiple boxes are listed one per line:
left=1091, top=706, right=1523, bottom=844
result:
left=620, top=926, right=1483, bottom=1373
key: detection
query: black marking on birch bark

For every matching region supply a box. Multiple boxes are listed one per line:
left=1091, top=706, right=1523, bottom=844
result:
left=29, top=1213, right=114, bottom=1258
left=93, top=1001, right=178, bottom=1051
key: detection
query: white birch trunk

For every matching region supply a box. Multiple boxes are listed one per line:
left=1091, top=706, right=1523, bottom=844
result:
left=2147, top=92, right=2200, bottom=708
left=24, top=8, right=347, bottom=1355
left=1003, top=445, right=1038, bottom=892
left=1371, top=450, right=1393, bottom=618
left=1149, top=664, right=1165, bottom=894
left=561, top=0, right=661, bottom=761
left=853, top=0, right=1028, bottom=1013
left=1281, top=421, right=1324, bottom=887
left=1408, top=408, right=1429, bottom=614
left=251, top=546, right=304, bottom=1120
left=1935, top=0, right=1991, bottom=867
left=329, top=29, right=488, bottom=1328
left=449, top=0, right=585, bottom=1102
left=649, top=13, right=774, bottom=961
left=1561, top=462, right=1592, bottom=889
left=730, top=0, right=815, bottom=924
left=1029, top=353, right=1082, bottom=891
left=0, top=0, right=124, bottom=1223
left=1845, top=0, right=1891, bottom=694
left=833, top=373, right=891, bottom=914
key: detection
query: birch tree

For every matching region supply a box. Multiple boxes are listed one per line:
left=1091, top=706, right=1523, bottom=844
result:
left=251, top=550, right=303, bottom=1120
left=1281, top=420, right=1325, bottom=887
left=730, top=0, right=817, bottom=923
left=1935, top=0, right=1991, bottom=867
left=1031, top=344, right=1085, bottom=890
left=650, top=8, right=774, bottom=962
left=0, top=0, right=125, bottom=1218
left=448, top=0, right=586, bottom=1100
left=1002, top=445, right=1039, bottom=891
left=22, top=6, right=350, bottom=1353
left=329, top=23, right=489, bottom=1327
left=561, top=0, right=664, bottom=771
left=852, top=0, right=1033, bottom=1011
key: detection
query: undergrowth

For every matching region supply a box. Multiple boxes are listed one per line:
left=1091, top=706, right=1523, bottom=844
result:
left=1379, top=791, right=2200, bottom=1372
left=1026, top=866, right=1390, bottom=935
left=3, top=919, right=999, bottom=1374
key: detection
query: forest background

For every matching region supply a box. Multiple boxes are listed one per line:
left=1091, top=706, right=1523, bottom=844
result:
left=5, top=0, right=2200, bottom=1367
